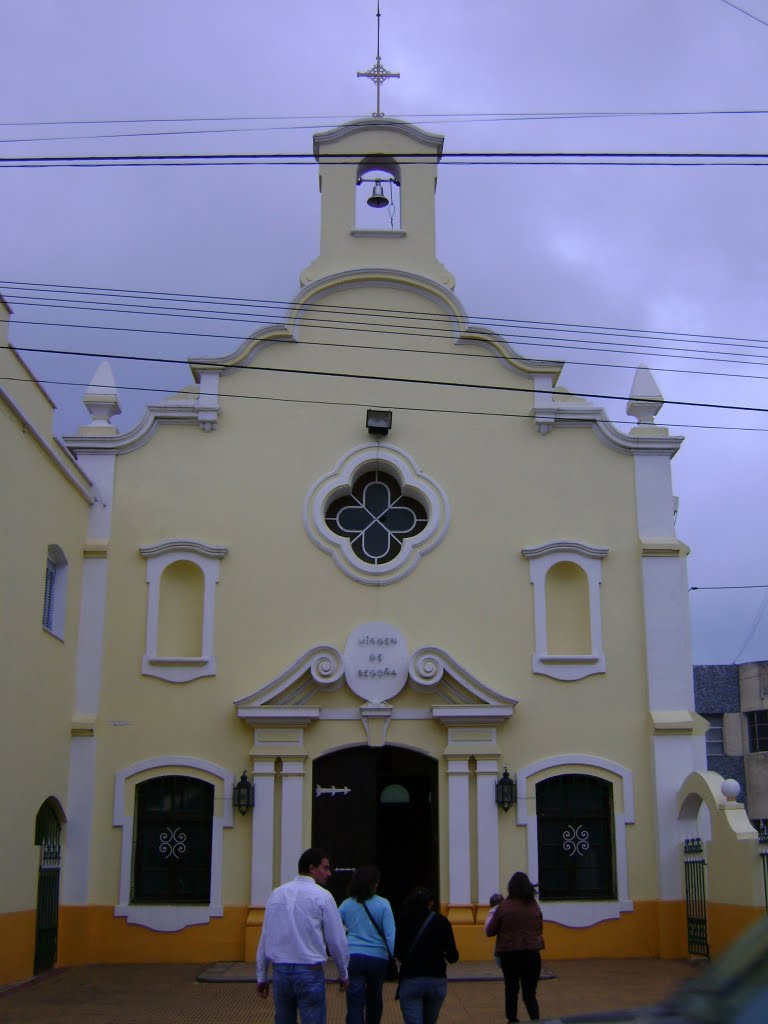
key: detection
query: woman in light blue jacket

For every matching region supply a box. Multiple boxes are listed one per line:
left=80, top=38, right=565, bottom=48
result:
left=339, top=865, right=396, bottom=1024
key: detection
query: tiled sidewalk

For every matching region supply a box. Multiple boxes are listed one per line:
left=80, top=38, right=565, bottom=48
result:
left=0, top=960, right=696, bottom=1023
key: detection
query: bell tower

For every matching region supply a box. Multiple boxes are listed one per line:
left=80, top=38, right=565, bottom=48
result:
left=300, top=4, right=453, bottom=288
left=300, top=119, right=454, bottom=289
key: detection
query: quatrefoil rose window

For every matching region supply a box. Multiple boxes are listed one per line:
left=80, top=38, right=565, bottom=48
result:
left=305, top=445, right=450, bottom=585
left=326, top=470, right=428, bottom=565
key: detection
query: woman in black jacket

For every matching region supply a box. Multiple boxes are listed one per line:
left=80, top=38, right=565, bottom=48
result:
left=394, top=887, right=459, bottom=1024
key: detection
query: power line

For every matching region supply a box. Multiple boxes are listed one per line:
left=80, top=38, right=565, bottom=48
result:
left=691, top=585, right=768, bottom=590
left=6, top=340, right=768, bottom=418
left=1, top=151, right=767, bottom=170
left=2, top=108, right=766, bottom=129
left=8, top=307, right=768, bottom=377
left=3, top=107, right=768, bottom=144
left=4, top=370, right=768, bottom=434
left=6, top=287, right=768, bottom=382
left=4, top=279, right=768, bottom=350
left=9, top=310, right=768, bottom=385
left=718, top=0, right=768, bottom=30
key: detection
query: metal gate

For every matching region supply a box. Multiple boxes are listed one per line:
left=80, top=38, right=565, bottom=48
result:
left=683, top=836, right=709, bottom=958
left=34, top=801, right=62, bottom=974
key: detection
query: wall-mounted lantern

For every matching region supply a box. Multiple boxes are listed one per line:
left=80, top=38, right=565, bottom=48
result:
left=495, top=768, right=517, bottom=812
left=233, top=771, right=254, bottom=816
left=366, top=409, right=392, bottom=437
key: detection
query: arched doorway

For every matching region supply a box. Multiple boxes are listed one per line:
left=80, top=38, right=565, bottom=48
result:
left=312, top=746, right=438, bottom=913
left=34, top=798, right=63, bottom=974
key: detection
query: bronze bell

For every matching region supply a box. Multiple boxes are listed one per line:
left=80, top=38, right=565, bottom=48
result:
left=367, top=179, right=389, bottom=209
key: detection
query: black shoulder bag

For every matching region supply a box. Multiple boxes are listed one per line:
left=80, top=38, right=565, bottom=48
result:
left=393, top=911, right=435, bottom=1000
left=362, top=901, right=399, bottom=982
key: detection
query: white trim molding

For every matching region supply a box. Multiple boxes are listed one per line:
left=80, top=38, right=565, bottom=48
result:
left=517, top=754, right=634, bottom=928
left=304, top=444, right=450, bottom=585
left=139, top=539, right=228, bottom=682
left=113, top=756, right=234, bottom=932
left=522, top=541, right=609, bottom=681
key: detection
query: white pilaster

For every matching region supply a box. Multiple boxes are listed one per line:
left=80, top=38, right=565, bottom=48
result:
left=634, top=450, right=705, bottom=904
left=60, top=735, right=98, bottom=904
left=251, top=760, right=277, bottom=905
left=446, top=757, right=471, bottom=906
left=280, top=759, right=306, bottom=884
left=475, top=757, right=501, bottom=899
left=62, top=450, right=116, bottom=906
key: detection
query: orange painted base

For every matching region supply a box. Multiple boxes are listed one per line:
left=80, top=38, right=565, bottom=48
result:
left=0, top=898, right=752, bottom=983
left=0, top=909, right=35, bottom=986
left=57, top=906, right=248, bottom=965
left=453, top=902, right=688, bottom=961
left=708, top=903, right=763, bottom=958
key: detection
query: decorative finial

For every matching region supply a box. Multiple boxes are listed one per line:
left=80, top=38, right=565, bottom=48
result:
left=357, top=1, right=399, bottom=117
left=83, top=360, right=121, bottom=426
left=626, top=364, right=664, bottom=425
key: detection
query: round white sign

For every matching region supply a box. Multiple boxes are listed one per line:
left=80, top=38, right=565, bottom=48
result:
left=343, top=622, right=409, bottom=702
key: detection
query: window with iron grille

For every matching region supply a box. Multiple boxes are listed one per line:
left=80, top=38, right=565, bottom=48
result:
left=132, top=776, right=214, bottom=904
left=325, top=469, right=428, bottom=566
left=747, top=710, right=768, bottom=753
left=703, top=713, right=725, bottom=756
left=536, top=774, right=616, bottom=901
left=42, top=559, right=57, bottom=631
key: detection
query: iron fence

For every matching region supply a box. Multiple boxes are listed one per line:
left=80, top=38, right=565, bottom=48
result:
left=683, top=836, right=709, bottom=958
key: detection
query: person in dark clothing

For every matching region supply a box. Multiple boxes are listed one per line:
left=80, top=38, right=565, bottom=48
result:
left=485, top=872, right=544, bottom=1022
left=394, top=887, right=458, bottom=1024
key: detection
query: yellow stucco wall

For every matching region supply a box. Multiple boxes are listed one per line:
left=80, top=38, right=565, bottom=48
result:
left=1, top=370, right=90, bottom=984
left=62, top=280, right=660, bottom=928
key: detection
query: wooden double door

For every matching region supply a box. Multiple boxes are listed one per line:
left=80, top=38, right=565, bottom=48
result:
left=312, top=745, right=439, bottom=915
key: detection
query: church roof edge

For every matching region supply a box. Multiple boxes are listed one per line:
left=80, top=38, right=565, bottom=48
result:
left=313, top=118, right=444, bottom=158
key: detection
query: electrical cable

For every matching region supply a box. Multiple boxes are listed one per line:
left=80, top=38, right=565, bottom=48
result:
left=5, top=341, right=768, bottom=418
left=7, top=310, right=768, bottom=378
left=2, top=108, right=767, bottom=128
left=718, top=0, right=768, bottom=30
left=3, top=279, right=767, bottom=351
left=4, top=370, right=768, bottom=434
left=1, top=151, right=767, bottom=170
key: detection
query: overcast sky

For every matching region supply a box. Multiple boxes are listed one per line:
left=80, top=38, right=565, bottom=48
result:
left=2, top=0, right=768, bottom=665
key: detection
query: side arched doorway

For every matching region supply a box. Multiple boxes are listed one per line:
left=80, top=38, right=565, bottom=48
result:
left=312, top=746, right=438, bottom=913
left=33, top=798, right=64, bottom=974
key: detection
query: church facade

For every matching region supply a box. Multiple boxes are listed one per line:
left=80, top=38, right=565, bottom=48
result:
left=2, top=117, right=709, bottom=982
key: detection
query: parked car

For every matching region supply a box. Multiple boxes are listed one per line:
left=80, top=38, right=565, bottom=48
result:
left=558, top=915, right=768, bottom=1024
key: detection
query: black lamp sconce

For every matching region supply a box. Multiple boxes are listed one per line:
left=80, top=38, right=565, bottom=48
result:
left=233, top=771, right=254, bottom=816
left=495, top=767, right=517, bottom=812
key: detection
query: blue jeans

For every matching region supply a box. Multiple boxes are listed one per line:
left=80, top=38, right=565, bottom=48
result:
left=272, top=963, right=327, bottom=1024
left=397, top=977, right=448, bottom=1024
left=346, top=953, right=388, bottom=1024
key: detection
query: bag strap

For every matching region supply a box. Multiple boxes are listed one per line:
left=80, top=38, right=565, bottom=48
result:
left=402, top=911, right=435, bottom=963
left=362, top=901, right=393, bottom=958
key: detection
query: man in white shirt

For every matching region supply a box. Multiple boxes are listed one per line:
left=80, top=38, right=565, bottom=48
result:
left=256, top=847, right=349, bottom=1024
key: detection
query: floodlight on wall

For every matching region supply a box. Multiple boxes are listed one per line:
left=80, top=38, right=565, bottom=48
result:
left=233, top=771, right=254, bottom=815
left=495, top=768, right=517, bottom=812
left=366, top=409, right=392, bottom=436
left=367, top=179, right=389, bottom=208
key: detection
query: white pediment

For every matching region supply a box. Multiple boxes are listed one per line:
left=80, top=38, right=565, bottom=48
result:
left=234, top=640, right=517, bottom=729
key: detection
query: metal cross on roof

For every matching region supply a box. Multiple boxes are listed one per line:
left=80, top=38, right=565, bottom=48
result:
left=356, top=1, right=400, bottom=118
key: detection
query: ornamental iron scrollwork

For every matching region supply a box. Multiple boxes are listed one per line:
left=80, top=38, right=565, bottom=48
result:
left=158, top=827, right=187, bottom=860
left=562, top=824, right=590, bottom=857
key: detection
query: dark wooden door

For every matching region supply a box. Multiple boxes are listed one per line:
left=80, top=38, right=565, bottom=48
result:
left=312, top=746, right=438, bottom=913
left=312, top=747, right=378, bottom=904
